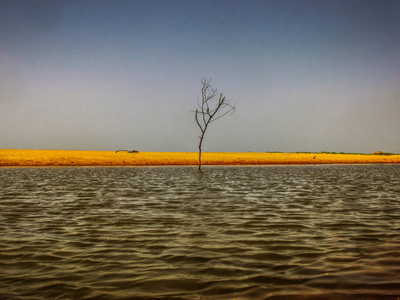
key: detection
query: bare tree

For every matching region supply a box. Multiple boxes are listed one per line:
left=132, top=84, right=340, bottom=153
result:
left=194, top=78, right=236, bottom=170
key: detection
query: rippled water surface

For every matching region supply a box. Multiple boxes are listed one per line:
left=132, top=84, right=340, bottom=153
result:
left=1, top=165, right=400, bottom=300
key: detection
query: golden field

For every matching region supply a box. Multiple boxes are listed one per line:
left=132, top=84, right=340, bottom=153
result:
left=1, top=149, right=399, bottom=167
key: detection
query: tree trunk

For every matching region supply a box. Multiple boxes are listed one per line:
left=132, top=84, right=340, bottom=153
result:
left=198, top=131, right=205, bottom=171
left=198, top=143, right=202, bottom=171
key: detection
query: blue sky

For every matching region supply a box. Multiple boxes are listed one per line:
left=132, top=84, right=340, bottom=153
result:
left=1, top=0, right=399, bottom=153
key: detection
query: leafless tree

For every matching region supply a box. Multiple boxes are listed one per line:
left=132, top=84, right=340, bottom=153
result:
left=194, top=78, right=236, bottom=170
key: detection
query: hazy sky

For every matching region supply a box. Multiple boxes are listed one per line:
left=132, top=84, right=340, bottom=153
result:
left=1, top=0, right=399, bottom=153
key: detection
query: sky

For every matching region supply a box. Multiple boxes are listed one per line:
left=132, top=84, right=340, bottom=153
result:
left=1, top=0, right=400, bottom=153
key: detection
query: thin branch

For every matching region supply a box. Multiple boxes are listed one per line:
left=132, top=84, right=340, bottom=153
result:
left=209, top=105, right=236, bottom=123
left=194, top=109, right=204, bottom=132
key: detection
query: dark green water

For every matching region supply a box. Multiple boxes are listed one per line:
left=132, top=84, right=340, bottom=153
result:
left=1, top=165, right=399, bottom=299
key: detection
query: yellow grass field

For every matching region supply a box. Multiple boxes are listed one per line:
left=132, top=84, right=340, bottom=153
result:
left=1, top=149, right=399, bottom=167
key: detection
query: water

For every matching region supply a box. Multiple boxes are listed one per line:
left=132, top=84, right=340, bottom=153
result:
left=1, top=165, right=400, bottom=300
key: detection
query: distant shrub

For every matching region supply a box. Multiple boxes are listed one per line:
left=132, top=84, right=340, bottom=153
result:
left=372, top=152, right=395, bottom=156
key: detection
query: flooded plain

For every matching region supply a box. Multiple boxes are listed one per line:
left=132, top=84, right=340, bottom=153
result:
left=1, top=165, right=400, bottom=299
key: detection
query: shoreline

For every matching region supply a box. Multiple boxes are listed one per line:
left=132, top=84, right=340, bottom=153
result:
left=1, top=149, right=400, bottom=167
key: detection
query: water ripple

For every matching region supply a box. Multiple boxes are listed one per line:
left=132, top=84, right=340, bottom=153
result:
left=1, top=165, right=400, bottom=299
